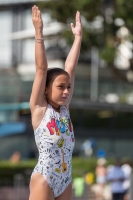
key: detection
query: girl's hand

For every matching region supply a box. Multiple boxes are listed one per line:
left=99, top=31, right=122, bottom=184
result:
left=32, top=5, right=43, bottom=32
left=71, top=11, right=82, bottom=37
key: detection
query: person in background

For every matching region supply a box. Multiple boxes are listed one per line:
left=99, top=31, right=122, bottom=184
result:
left=106, top=159, right=126, bottom=200
left=73, top=176, right=85, bottom=198
left=95, top=158, right=107, bottom=200
left=9, top=151, right=21, bottom=164
left=121, top=160, right=132, bottom=200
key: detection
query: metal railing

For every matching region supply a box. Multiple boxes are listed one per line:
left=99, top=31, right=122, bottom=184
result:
left=0, top=174, right=97, bottom=200
left=0, top=174, right=29, bottom=200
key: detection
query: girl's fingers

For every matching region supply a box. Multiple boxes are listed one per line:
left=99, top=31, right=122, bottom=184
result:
left=37, top=10, right=41, bottom=20
left=32, top=6, right=37, bottom=18
left=32, top=5, right=42, bottom=21
left=34, top=6, right=38, bottom=16
left=76, top=11, right=81, bottom=23
left=71, top=23, right=75, bottom=30
left=32, top=6, right=35, bottom=17
left=34, top=7, right=38, bottom=16
left=37, top=10, right=40, bottom=15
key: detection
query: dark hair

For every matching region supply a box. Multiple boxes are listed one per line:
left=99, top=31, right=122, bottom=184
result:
left=46, top=68, right=69, bottom=87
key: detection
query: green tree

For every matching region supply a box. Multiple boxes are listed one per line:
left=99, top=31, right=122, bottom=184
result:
left=39, top=0, right=133, bottom=82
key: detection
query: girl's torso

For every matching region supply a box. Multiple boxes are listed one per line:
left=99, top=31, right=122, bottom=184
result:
left=32, top=104, right=75, bottom=183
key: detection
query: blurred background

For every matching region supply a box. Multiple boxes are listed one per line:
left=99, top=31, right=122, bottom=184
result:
left=0, top=0, right=133, bottom=200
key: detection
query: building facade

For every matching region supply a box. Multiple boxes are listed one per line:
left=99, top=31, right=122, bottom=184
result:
left=0, top=0, right=133, bottom=159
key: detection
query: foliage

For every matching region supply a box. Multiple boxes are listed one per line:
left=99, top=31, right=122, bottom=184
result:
left=72, top=157, right=97, bottom=179
left=0, top=157, right=98, bottom=184
left=115, top=0, right=133, bottom=31
left=40, top=0, right=106, bottom=51
left=0, top=157, right=116, bottom=180
left=0, top=160, right=36, bottom=168
left=0, top=157, right=131, bottom=186
left=38, top=0, right=133, bottom=82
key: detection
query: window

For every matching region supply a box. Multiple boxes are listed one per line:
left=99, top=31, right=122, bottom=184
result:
left=0, top=11, right=12, bottom=67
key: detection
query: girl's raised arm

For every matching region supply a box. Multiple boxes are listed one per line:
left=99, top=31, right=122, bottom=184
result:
left=30, top=5, right=47, bottom=114
left=65, top=11, right=82, bottom=107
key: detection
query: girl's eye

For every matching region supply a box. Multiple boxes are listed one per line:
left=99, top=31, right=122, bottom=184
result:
left=58, top=85, right=71, bottom=89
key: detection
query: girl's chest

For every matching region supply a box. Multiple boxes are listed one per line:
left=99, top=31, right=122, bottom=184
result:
left=36, top=115, right=75, bottom=148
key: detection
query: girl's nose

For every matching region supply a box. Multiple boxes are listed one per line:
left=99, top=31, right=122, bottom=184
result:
left=64, top=88, right=69, bottom=94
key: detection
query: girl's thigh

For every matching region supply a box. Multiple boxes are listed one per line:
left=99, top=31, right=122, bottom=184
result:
left=55, top=182, right=73, bottom=200
left=29, top=173, right=54, bottom=200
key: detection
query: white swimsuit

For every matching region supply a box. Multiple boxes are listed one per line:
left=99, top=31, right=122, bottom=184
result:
left=31, top=104, right=75, bottom=197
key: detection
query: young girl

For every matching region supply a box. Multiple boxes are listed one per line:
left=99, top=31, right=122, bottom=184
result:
left=29, top=5, right=82, bottom=200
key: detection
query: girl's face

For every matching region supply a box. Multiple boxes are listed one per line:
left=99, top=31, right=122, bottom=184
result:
left=46, top=74, right=71, bottom=108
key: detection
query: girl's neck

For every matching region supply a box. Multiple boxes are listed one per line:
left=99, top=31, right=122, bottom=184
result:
left=52, top=105, right=60, bottom=112
left=48, top=101, right=60, bottom=113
